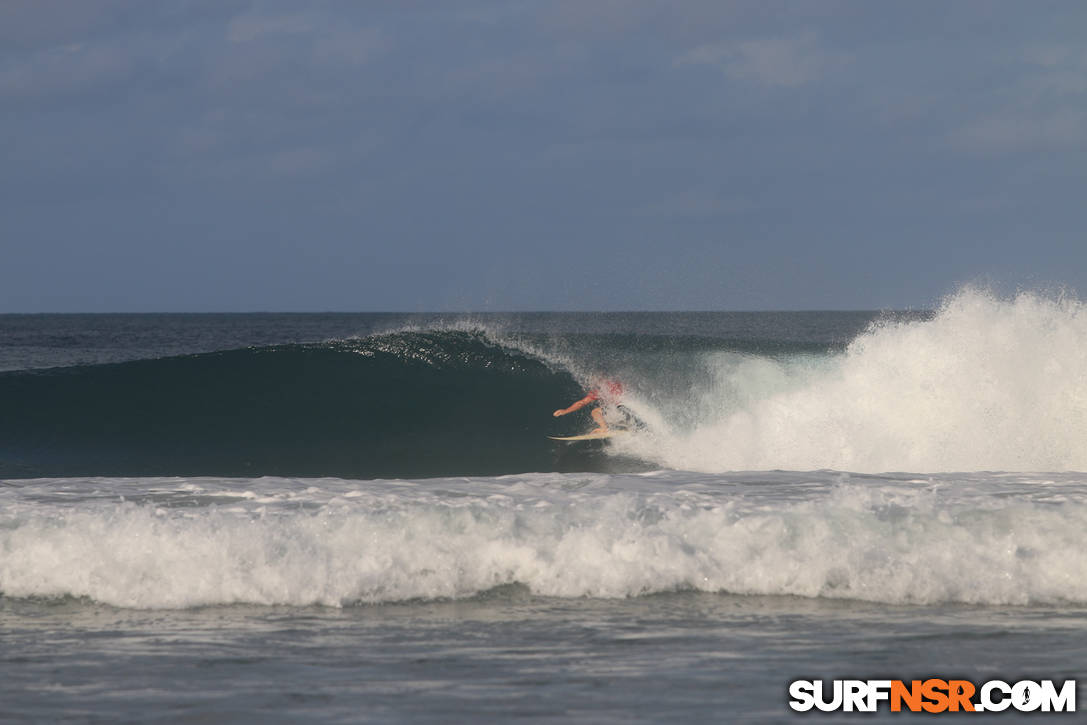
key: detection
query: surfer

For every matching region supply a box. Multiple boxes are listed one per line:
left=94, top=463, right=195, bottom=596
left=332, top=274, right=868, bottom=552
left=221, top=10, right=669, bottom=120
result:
left=553, top=380, right=624, bottom=434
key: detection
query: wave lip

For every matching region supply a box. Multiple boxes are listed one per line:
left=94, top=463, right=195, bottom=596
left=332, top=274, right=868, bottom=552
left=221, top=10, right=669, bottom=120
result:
left=2, top=473, right=1085, bottom=609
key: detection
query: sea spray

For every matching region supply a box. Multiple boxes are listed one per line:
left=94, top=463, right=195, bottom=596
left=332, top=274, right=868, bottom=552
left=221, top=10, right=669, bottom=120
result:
left=627, top=289, right=1087, bottom=472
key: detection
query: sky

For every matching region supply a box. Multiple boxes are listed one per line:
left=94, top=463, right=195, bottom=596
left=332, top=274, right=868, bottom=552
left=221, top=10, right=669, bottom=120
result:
left=2, top=0, right=1085, bottom=312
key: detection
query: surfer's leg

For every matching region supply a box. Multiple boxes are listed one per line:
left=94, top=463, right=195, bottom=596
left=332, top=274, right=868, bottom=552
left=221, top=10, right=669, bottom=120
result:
left=590, top=407, right=609, bottom=434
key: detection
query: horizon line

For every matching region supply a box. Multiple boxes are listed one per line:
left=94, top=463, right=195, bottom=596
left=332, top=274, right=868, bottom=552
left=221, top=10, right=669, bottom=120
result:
left=0, top=308, right=934, bottom=315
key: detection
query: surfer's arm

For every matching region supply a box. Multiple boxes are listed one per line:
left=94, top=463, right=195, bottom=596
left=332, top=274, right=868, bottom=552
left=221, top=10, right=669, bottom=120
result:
left=553, top=393, right=596, bottom=417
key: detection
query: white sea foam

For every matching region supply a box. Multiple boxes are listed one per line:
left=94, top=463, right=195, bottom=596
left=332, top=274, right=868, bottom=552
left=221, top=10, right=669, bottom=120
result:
left=2, top=473, right=1085, bottom=609
left=624, top=288, right=1087, bottom=472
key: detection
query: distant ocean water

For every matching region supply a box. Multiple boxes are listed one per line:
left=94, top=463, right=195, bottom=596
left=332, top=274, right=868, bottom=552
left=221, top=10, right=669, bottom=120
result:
left=2, top=289, right=1085, bottom=722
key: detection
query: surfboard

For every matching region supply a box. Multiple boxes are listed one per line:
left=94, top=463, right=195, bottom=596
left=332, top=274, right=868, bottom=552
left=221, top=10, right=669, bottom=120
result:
left=548, top=429, right=630, bottom=441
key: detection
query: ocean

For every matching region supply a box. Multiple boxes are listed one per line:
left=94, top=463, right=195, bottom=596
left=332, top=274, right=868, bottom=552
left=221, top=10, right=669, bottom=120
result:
left=1, top=288, right=1085, bottom=722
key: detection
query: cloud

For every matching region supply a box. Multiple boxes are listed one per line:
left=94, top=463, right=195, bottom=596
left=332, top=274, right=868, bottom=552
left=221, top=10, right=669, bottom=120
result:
left=0, top=0, right=133, bottom=54
left=177, top=126, right=382, bottom=184
left=640, top=189, right=755, bottom=219
left=313, top=26, right=386, bottom=66
left=953, top=111, right=1087, bottom=154
left=227, top=13, right=314, bottom=44
left=221, top=10, right=387, bottom=73
left=675, top=30, right=849, bottom=88
left=1023, top=44, right=1087, bottom=96
left=950, top=43, right=1087, bottom=154
left=0, top=42, right=132, bottom=100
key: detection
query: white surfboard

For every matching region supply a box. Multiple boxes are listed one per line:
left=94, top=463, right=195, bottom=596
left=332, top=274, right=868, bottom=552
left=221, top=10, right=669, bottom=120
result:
left=548, top=429, right=631, bottom=441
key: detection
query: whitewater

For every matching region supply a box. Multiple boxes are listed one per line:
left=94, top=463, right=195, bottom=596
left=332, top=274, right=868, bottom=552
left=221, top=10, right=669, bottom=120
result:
left=2, top=288, right=1086, bottom=721
left=3, top=471, right=1086, bottom=610
left=615, top=289, right=1087, bottom=473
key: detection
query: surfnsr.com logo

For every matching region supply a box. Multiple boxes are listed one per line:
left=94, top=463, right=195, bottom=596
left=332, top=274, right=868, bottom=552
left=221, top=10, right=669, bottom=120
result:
left=789, top=679, right=1076, bottom=713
